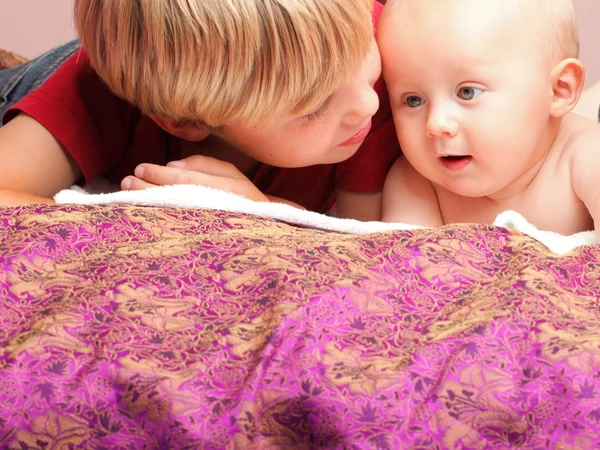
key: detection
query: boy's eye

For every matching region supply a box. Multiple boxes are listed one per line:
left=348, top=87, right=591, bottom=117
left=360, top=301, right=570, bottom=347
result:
left=302, top=95, right=333, bottom=121
left=457, top=86, right=483, bottom=101
left=405, top=95, right=424, bottom=108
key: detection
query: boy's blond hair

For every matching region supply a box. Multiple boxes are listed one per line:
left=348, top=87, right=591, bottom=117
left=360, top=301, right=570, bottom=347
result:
left=75, top=0, right=374, bottom=128
left=386, top=0, right=579, bottom=63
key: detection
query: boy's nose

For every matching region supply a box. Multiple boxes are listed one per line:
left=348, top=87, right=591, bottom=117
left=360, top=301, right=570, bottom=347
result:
left=426, top=108, right=459, bottom=138
left=344, top=85, right=380, bottom=126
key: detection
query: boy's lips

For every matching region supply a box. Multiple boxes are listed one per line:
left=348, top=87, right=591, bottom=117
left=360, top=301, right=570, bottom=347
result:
left=339, top=120, right=372, bottom=147
left=439, top=155, right=473, bottom=171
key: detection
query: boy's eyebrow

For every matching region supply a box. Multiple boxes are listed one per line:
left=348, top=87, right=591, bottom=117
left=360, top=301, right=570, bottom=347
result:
left=304, top=94, right=334, bottom=115
left=316, top=94, right=334, bottom=110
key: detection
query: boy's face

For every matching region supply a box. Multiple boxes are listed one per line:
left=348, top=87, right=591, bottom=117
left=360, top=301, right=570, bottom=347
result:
left=380, top=0, right=558, bottom=199
left=214, top=41, right=382, bottom=168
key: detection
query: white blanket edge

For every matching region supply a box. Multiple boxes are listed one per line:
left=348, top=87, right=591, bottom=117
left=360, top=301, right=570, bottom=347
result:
left=54, top=184, right=597, bottom=254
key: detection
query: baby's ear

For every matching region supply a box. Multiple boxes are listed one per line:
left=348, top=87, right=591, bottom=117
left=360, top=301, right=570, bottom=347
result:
left=150, top=115, right=211, bottom=141
left=550, top=58, right=585, bottom=118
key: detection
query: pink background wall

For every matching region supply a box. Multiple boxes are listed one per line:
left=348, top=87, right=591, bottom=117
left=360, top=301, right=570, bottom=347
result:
left=576, top=0, right=600, bottom=87
left=0, top=0, right=599, bottom=86
left=0, top=0, right=75, bottom=59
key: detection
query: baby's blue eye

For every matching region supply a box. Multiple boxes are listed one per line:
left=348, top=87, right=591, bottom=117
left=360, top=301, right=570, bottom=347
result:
left=405, top=95, right=424, bottom=108
left=457, top=86, right=483, bottom=101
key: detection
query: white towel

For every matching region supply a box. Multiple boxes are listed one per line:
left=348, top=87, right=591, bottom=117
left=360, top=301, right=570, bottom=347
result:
left=492, top=210, right=596, bottom=254
left=55, top=184, right=597, bottom=254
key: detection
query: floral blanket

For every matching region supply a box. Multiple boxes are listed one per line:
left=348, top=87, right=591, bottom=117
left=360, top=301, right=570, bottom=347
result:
left=1, top=204, right=600, bottom=449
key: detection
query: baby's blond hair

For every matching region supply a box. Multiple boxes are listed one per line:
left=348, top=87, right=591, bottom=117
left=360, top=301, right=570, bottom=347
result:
left=386, top=0, right=579, bottom=62
left=516, top=0, right=579, bottom=61
left=75, top=0, right=374, bottom=127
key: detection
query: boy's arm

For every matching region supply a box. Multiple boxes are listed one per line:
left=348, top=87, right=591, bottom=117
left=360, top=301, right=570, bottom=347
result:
left=381, top=155, right=443, bottom=226
left=570, top=126, right=600, bottom=236
left=264, top=195, right=305, bottom=209
left=0, top=189, right=54, bottom=206
left=0, top=113, right=81, bottom=205
left=335, top=190, right=382, bottom=221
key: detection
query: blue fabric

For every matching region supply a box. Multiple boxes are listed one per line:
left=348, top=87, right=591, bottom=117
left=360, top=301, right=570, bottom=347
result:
left=0, top=41, right=80, bottom=125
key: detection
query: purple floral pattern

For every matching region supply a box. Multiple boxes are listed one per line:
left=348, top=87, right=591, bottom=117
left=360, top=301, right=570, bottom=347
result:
left=1, top=204, right=600, bottom=449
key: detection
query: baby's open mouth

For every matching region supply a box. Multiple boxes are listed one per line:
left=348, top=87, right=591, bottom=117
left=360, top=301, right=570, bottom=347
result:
left=441, top=155, right=471, bottom=161
left=439, top=155, right=473, bottom=171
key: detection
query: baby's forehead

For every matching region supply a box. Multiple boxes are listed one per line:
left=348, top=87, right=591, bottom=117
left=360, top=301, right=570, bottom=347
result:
left=383, top=0, right=577, bottom=62
left=386, top=0, right=548, bottom=55
left=378, top=0, right=551, bottom=78
left=387, top=0, right=521, bottom=25
left=386, top=0, right=526, bottom=46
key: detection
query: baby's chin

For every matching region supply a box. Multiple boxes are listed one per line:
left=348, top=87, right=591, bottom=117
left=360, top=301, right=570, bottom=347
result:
left=436, top=180, right=497, bottom=198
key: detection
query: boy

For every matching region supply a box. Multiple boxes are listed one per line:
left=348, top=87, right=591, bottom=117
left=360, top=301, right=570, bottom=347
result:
left=379, top=0, right=600, bottom=237
left=0, top=0, right=400, bottom=221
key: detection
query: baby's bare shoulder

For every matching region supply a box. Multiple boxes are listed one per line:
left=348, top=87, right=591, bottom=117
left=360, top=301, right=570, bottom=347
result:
left=566, top=113, right=600, bottom=202
left=562, top=113, right=600, bottom=160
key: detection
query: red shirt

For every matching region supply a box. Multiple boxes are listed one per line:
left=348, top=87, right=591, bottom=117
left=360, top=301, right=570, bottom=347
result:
left=4, top=2, right=399, bottom=213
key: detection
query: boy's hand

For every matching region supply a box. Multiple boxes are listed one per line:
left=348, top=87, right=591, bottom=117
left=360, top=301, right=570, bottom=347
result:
left=121, top=155, right=270, bottom=203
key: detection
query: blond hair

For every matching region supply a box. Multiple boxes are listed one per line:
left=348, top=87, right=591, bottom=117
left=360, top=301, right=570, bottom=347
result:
left=74, top=0, right=373, bottom=127
left=517, top=0, right=579, bottom=61
left=386, top=0, right=579, bottom=62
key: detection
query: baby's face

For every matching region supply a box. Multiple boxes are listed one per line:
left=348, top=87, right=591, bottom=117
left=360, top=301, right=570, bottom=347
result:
left=379, top=0, right=558, bottom=198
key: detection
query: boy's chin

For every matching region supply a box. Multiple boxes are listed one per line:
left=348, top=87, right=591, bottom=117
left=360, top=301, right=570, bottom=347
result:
left=304, top=150, right=358, bottom=167
left=330, top=142, right=362, bottom=163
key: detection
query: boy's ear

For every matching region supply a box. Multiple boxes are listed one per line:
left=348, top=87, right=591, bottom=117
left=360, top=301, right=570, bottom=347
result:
left=550, top=58, right=585, bottom=118
left=150, top=115, right=211, bottom=141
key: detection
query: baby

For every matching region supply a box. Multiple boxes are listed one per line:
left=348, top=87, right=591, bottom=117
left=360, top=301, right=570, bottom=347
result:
left=379, top=0, right=600, bottom=237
